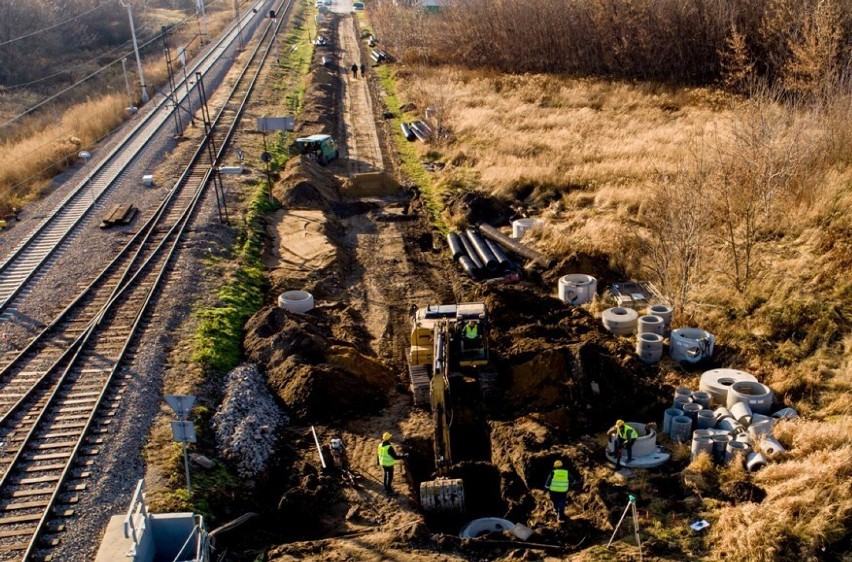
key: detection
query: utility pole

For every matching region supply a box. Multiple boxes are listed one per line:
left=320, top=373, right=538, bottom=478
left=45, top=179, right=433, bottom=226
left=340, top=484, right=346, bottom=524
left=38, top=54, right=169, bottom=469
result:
left=120, top=0, right=149, bottom=103
left=234, top=0, right=245, bottom=51
left=196, top=0, right=209, bottom=43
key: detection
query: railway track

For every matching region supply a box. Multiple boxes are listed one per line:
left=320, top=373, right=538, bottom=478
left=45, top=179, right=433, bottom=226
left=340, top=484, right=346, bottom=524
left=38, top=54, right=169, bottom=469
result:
left=0, top=0, right=276, bottom=319
left=0, top=0, right=296, bottom=557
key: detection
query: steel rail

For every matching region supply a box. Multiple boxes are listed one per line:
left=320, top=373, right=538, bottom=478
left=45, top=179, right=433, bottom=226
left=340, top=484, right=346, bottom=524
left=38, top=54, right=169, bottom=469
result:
left=0, top=0, right=297, bottom=556
left=0, top=0, right=274, bottom=316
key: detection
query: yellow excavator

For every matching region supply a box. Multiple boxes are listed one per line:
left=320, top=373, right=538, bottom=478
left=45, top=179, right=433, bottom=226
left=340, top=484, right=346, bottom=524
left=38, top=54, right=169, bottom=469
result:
left=407, top=303, right=498, bottom=513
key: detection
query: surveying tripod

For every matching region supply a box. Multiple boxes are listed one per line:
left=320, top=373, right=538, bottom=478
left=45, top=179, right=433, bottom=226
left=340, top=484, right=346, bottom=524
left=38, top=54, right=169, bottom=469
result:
left=606, top=494, right=643, bottom=561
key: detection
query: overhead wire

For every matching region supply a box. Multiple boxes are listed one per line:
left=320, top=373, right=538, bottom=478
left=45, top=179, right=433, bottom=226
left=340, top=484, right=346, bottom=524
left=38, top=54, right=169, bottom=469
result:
left=1, top=15, right=199, bottom=130
left=0, top=2, right=109, bottom=48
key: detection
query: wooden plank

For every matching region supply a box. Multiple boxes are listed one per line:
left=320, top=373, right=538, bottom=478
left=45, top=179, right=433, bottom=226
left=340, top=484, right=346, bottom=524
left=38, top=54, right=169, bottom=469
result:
left=19, top=475, right=60, bottom=484
left=0, top=512, right=43, bottom=524
left=33, top=441, right=78, bottom=451
left=23, top=464, right=66, bottom=473
left=2, top=499, right=49, bottom=511
left=9, top=488, right=54, bottom=498
left=0, top=527, right=36, bottom=538
left=0, top=542, right=28, bottom=552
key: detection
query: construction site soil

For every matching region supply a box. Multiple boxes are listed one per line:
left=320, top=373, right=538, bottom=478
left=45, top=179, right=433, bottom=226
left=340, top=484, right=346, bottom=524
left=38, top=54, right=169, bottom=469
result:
left=208, top=10, right=695, bottom=562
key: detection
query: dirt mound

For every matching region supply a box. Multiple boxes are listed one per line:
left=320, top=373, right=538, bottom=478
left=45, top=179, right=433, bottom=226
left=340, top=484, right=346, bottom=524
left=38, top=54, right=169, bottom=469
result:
left=244, top=306, right=394, bottom=421
left=483, top=286, right=666, bottom=430
left=294, top=23, right=341, bottom=138
left=273, top=158, right=342, bottom=210
left=443, top=189, right=514, bottom=227
left=543, top=251, right=627, bottom=293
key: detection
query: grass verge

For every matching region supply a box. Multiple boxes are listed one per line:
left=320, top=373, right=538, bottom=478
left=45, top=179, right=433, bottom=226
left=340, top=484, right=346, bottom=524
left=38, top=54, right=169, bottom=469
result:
left=147, top=0, right=316, bottom=517
left=374, top=64, right=447, bottom=232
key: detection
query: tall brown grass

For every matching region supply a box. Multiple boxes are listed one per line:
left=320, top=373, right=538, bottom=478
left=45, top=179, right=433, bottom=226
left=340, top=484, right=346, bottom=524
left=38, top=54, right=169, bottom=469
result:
left=0, top=5, right=241, bottom=216
left=371, top=0, right=852, bottom=90
left=0, top=95, right=127, bottom=212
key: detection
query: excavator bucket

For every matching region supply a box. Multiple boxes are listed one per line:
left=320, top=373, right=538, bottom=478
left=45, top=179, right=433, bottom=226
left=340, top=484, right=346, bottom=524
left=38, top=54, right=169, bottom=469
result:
left=420, top=478, right=465, bottom=513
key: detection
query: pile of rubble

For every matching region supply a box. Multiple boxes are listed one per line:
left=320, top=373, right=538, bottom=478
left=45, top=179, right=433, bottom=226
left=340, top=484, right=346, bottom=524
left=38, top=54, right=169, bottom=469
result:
left=213, top=363, right=288, bottom=479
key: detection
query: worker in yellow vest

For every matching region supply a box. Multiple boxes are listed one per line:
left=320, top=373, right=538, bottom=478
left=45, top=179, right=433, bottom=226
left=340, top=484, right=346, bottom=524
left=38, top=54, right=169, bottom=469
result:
left=377, top=432, right=407, bottom=495
left=608, top=419, right=639, bottom=469
left=544, top=460, right=570, bottom=522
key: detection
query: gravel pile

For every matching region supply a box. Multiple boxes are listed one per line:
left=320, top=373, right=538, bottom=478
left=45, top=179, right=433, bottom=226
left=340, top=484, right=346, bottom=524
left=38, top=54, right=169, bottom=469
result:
left=214, top=363, right=287, bottom=479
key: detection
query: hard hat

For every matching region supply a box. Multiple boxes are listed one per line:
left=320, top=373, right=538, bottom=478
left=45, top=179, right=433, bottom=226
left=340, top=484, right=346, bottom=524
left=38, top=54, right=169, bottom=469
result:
left=616, top=419, right=625, bottom=427
left=382, top=432, right=392, bottom=441
left=554, top=460, right=563, bottom=468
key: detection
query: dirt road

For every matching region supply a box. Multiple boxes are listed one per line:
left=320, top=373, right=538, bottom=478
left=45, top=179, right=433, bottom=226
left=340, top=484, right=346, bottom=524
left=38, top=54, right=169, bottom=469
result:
left=333, top=3, right=383, bottom=174
left=266, top=5, right=457, bottom=558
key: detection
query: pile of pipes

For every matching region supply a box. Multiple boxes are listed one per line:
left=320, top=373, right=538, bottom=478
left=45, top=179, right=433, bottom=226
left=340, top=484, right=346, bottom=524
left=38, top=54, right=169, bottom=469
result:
left=661, top=369, right=795, bottom=471
left=446, top=224, right=554, bottom=279
left=401, top=120, right=432, bottom=142
left=370, top=49, right=392, bottom=64
left=600, top=303, right=716, bottom=366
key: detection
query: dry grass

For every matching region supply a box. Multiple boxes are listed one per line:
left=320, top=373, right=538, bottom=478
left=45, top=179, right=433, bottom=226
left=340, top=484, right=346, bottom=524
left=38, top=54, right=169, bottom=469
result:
left=711, top=420, right=852, bottom=561
left=394, top=66, right=852, bottom=561
left=0, top=5, right=243, bottom=216
left=0, top=95, right=128, bottom=212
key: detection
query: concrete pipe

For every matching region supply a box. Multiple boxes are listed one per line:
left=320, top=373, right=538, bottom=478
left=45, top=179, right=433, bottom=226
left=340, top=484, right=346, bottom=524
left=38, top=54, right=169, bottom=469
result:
left=772, top=407, right=799, bottom=420
left=725, top=441, right=751, bottom=466
left=735, top=432, right=752, bottom=445
left=670, top=328, right=714, bottom=363
left=691, top=391, right=712, bottom=409
left=673, top=395, right=691, bottom=409
left=682, top=403, right=703, bottom=423
left=673, top=396, right=691, bottom=410
left=760, top=437, right=786, bottom=456
left=712, top=434, right=731, bottom=463
left=717, top=416, right=744, bottom=434
left=746, top=452, right=768, bottom=472
left=691, top=436, right=714, bottom=461
left=647, top=304, right=673, bottom=333
left=625, top=422, right=658, bottom=457
left=729, top=401, right=753, bottom=426
left=637, top=314, right=665, bottom=336
left=459, top=517, right=514, bottom=539
left=699, top=369, right=758, bottom=407
left=751, top=413, right=772, bottom=425
left=512, top=218, right=543, bottom=239
left=748, top=419, right=776, bottom=439
left=663, top=408, right=683, bottom=435
left=696, top=409, right=717, bottom=429
left=602, top=307, right=639, bottom=336
left=674, top=387, right=693, bottom=400
left=726, top=381, right=774, bottom=415
left=713, top=406, right=734, bottom=423
left=558, top=274, right=597, bottom=305
left=635, top=333, right=663, bottom=364
left=278, top=291, right=315, bottom=313
left=693, top=429, right=714, bottom=440
left=670, top=415, right=692, bottom=443
left=447, top=232, right=466, bottom=260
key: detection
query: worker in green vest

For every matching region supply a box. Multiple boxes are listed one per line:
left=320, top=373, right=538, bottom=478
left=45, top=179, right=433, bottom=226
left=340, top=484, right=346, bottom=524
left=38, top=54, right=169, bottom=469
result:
left=377, top=432, right=407, bottom=495
left=544, top=460, right=570, bottom=522
left=608, top=419, right=639, bottom=469
left=464, top=320, right=480, bottom=340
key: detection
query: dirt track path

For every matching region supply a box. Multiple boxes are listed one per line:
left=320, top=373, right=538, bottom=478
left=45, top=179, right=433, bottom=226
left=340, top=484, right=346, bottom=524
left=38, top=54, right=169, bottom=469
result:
left=337, top=14, right=383, bottom=174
